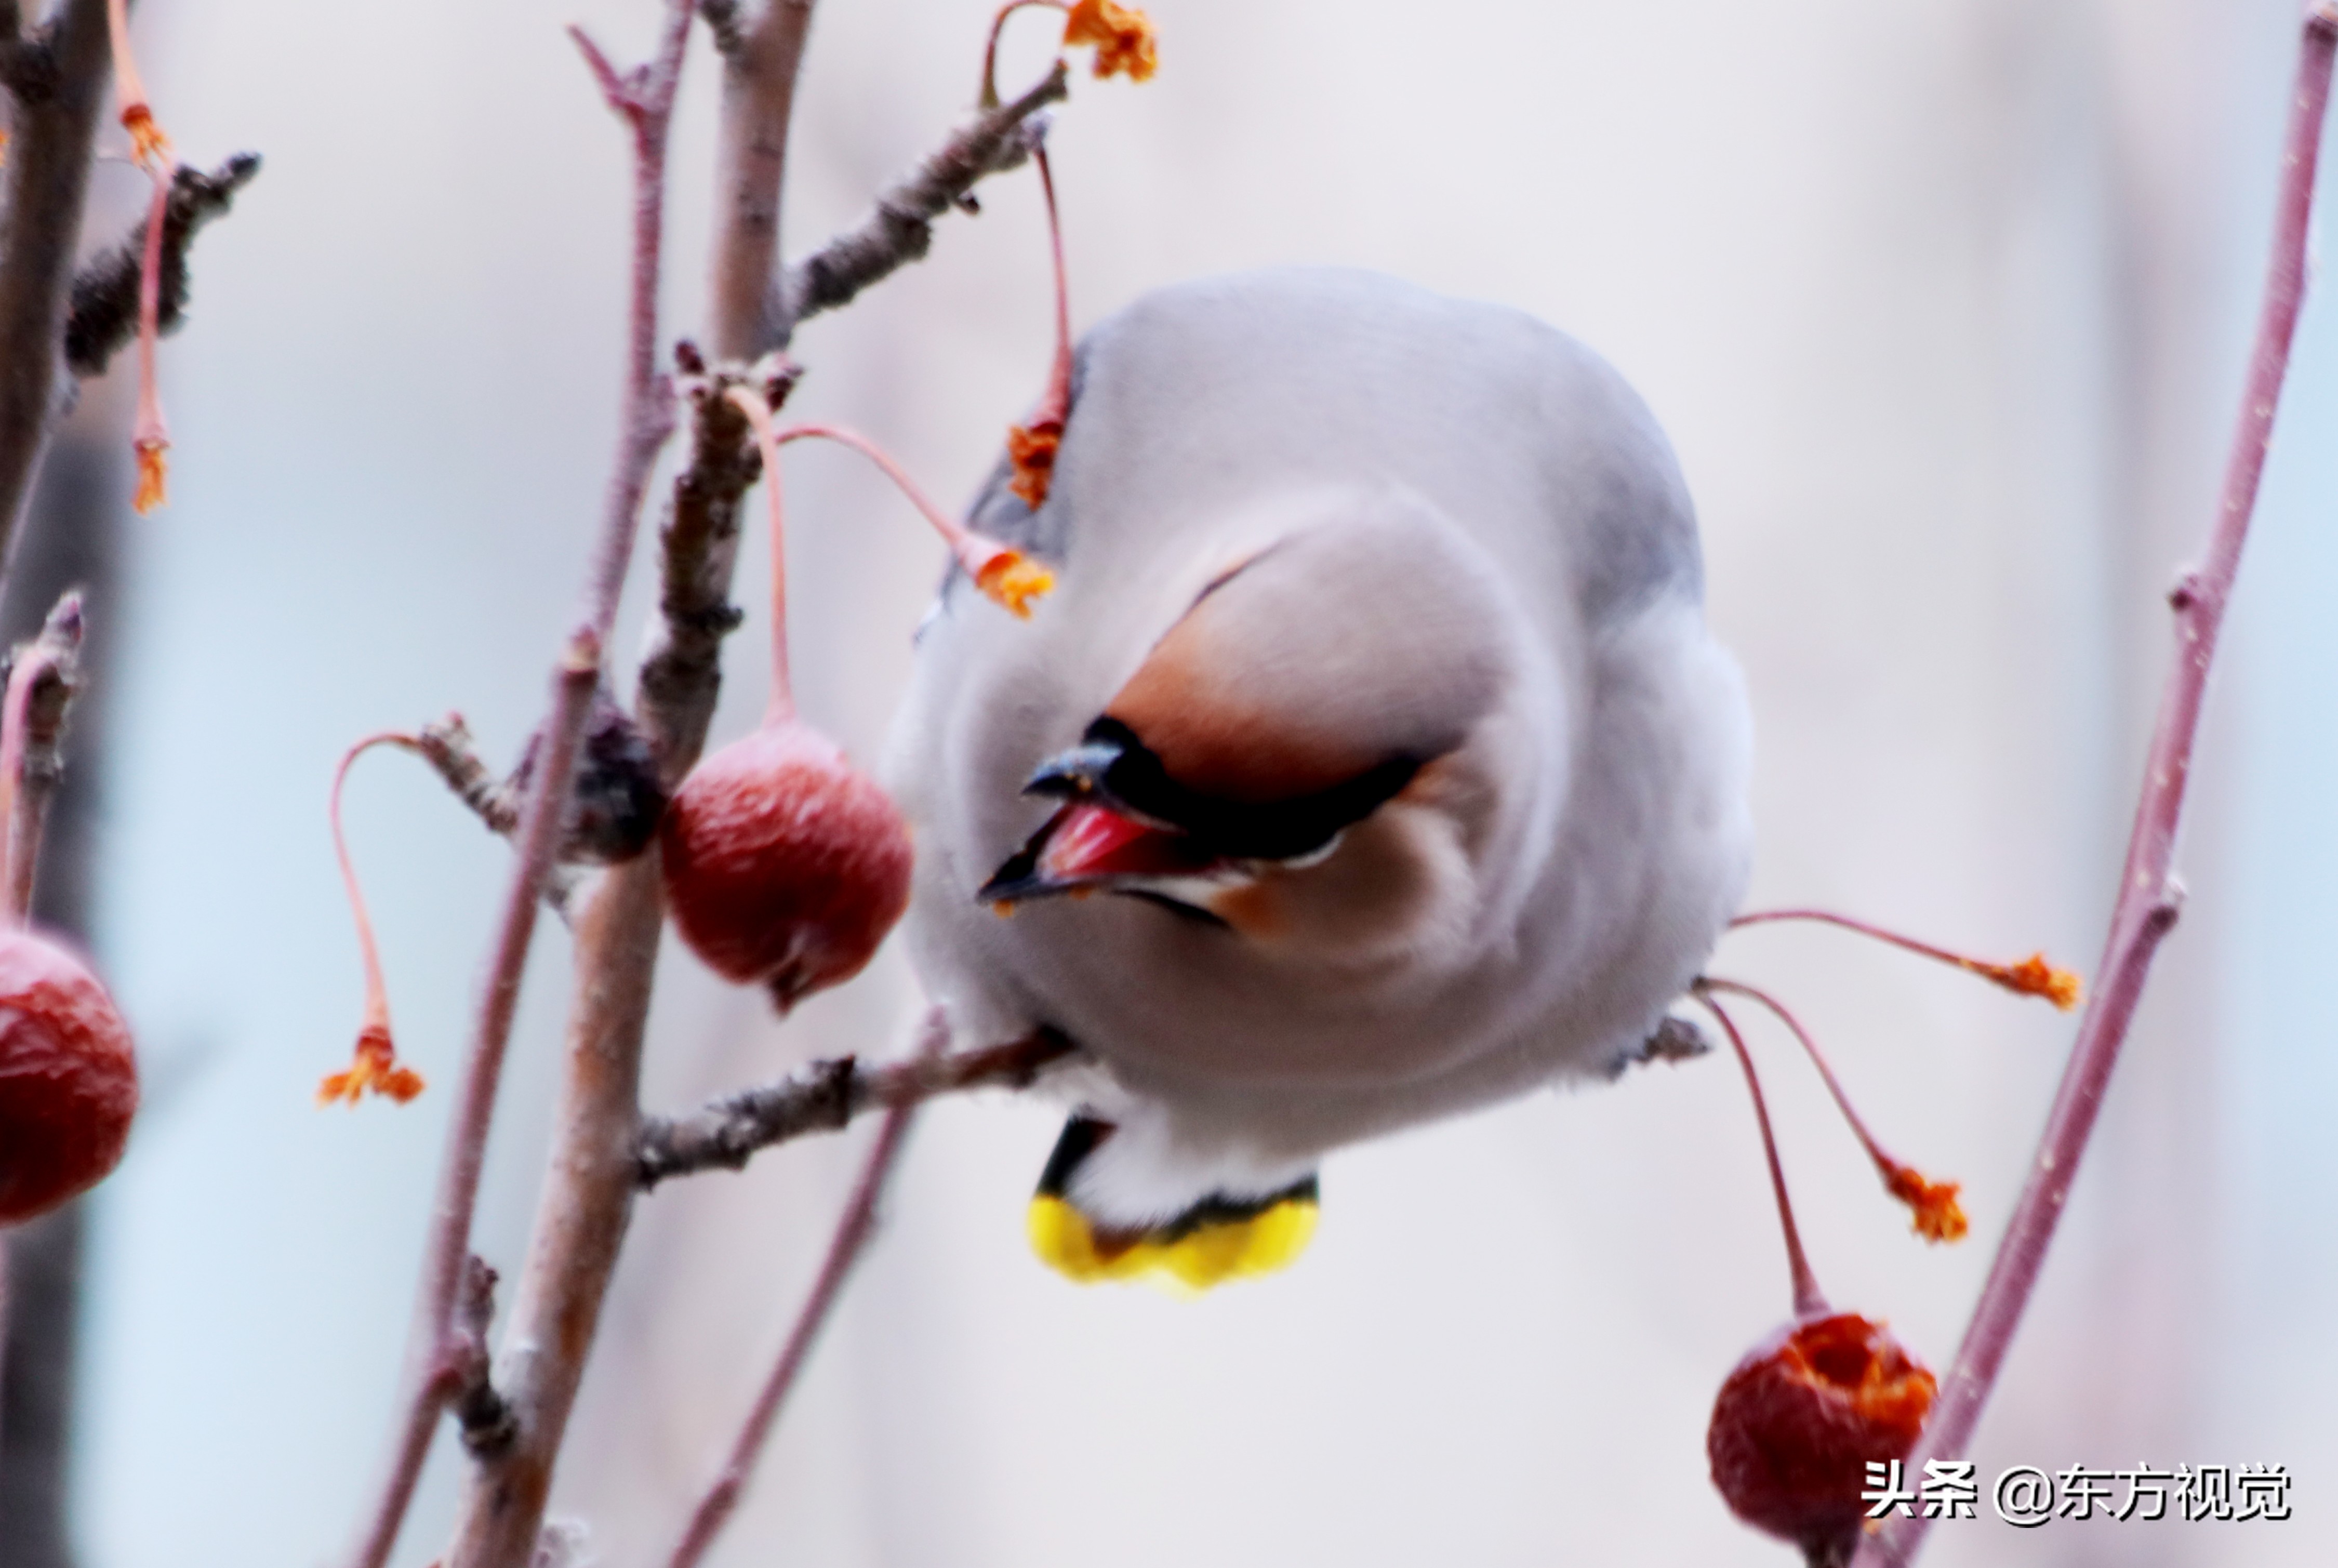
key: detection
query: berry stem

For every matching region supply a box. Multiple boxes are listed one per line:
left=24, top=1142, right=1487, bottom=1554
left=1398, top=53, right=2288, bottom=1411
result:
left=330, top=734, right=419, bottom=1042
left=1702, top=976, right=1966, bottom=1244
left=1728, top=908, right=2079, bottom=1009
left=1029, top=145, right=1073, bottom=429
left=724, top=386, right=796, bottom=725
left=773, top=423, right=1052, bottom=609
left=1694, top=987, right=1828, bottom=1320
left=130, top=161, right=170, bottom=514
left=980, top=0, right=1070, bottom=108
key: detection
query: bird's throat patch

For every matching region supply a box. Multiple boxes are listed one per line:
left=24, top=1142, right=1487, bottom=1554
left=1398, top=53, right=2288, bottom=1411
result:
left=1027, top=1117, right=1320, bottom=1292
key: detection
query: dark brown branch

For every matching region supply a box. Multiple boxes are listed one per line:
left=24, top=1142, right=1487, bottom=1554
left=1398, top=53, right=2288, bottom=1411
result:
left=415, top=713, right=517, bottom=835
left=445, top=1257, right=515, bottom=1461
left=697, top=0, right=746, bottom=60
left=636, top=1024, right=1079, bottom=1190
left=0, top=0, right=110, bottom=595
left=62, top=153, right=260, bottom=378
left=635, top=353, right=793, bottom=781
left=773, top=62, right=1067, bottom=339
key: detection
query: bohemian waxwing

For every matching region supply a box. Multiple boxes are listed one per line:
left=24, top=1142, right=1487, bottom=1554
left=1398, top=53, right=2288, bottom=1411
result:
left=885, top=266, right=1752, bottom=1288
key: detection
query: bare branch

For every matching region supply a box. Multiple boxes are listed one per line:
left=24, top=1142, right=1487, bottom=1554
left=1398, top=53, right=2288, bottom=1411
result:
left=63, top=152, right=261, bottom=378
left=0, top=591, right=84, bottom=921
left=1852, top=11, right=2338, bottom=1563
left=446, top=1257, right=515, bottom=1461
left=774, top=62, right=1068, bottom=338
left=707, top=0, right=817, bottom=358
left=415, top=713, right=517, bottom=835
left=698, top=0, right=745, bottom=60
left=0, top=0, right=111, bottom=597
left=636, top=1022, right=1079, bottom=1189
left=660, top=1027, right=939, bottom=1568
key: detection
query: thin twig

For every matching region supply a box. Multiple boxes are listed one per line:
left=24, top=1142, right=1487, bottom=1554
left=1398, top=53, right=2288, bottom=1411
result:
left=659, top=1016, right=943, bottom=1568
left=0, top=593, right=82, bottom=922
left=343, top=632, right=601, bottom=1568
left=774, top=62, right=1067, bottom=340
left=63, top=152, right=261, bottom=378
left=414, top=713, right=518, bottom=835
left=349, top=7, right=697, bottom=1563
left=0, top=0, right=111, bottom=597
left=637, top=1024, right=1078, bottom=1189
left=1852, top=10, right=2338, bottom=1562
left=431, top=7, right=705, bottom=1565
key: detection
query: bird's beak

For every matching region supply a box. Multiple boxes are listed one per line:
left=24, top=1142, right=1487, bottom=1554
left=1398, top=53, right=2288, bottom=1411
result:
left=979, top=800, right=1223, bottom=905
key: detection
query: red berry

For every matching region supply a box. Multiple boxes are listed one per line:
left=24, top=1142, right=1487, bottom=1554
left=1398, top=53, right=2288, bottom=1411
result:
left=1707, top=1312, right=1936, bottom=1559
left=660, top=722, right=913, bottom=1010
left=0, top=927, right=138, bottom=1222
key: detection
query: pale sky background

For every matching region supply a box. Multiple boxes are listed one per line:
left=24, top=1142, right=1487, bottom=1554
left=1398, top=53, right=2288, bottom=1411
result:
left=29, top=1, right=2338, bottom=1564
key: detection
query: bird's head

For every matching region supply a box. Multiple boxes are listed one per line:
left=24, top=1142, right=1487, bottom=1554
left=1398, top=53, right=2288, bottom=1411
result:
left=977, top=491, right=1553, bottom=971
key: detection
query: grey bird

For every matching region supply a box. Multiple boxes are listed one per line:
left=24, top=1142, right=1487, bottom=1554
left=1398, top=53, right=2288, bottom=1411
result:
left=884, top=266, right=1752, bottom=1287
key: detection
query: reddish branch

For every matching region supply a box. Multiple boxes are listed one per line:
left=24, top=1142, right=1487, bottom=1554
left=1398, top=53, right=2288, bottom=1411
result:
left=0, top=594, right=83, bottom=923
left=1851, top=8, right=2338, bottom=1561
left=344, top=6, right=694, bottom=1566
left=658, top=1017, right=946, bottom=1568
left=441, top=5, right=811, bottom=1564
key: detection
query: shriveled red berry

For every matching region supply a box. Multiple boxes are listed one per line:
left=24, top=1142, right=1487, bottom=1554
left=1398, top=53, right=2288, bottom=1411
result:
left=1708, top=1312, right=1936, bottom=1559
left=0, top=927, right=138, bottom=1222
left=660, top=721, right=913, bottom=1010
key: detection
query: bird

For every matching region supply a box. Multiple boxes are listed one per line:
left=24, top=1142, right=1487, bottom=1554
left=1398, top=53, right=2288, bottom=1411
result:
left=884, top=266, right=1753, bottom=1290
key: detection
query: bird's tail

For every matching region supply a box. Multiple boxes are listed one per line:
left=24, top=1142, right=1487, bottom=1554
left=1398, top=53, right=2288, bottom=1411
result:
left=1027, top=1116, right=1318, bottom=1292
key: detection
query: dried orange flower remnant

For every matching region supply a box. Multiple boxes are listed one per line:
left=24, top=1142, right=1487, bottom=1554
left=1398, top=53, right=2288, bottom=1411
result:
left=1882, top=1161, right=1968, bottom=1244
left=131, top=437, right=168, bottom=516
left=1063, top=0, right=1158, bottom=82
left=121, top=104, right=171, bottom=169
left=1981, top=951, right=2082, bottom=1011
left=975, top=548, right=1057, bottom=618
left=318, top=1024, right=425, bottom=1106
left=1006, top=419, right=1063, bottom=508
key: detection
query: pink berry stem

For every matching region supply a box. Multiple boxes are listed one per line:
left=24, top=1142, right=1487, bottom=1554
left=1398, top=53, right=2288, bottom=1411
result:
left=101, top=0, right=149, bottom=128
left=1729, top=908, right=2035, bottom=986
left=1694, top=987, right=1828, bottom=1320
left=129, top=160, right=169, bottom=512
left=1699, top=976, right=1909, bottom=1191
left=661, top=1012, right=944, bottom=1568
left=980, top=0, right=1071, bottom=108
left=724, top=386, right=798, bottom=724
left=774, top=421, right=1001, bottom=577
left=1029, top=145, right=1073, bottom=428
left=329, top=734, right=420, bottom=1041
left=1853, top=8, right=2338, bottom=1563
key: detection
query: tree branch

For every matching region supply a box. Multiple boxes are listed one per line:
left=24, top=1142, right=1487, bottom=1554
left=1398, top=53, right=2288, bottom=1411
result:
left=62, top=152, right=260, bottom=378
left=1851, top=9, right=2338, bottom=1561
left=0, top=590, right=83, bottom=921
left=660, top=1026, right=939, bottom=1568
left=774, top=62, right=1067, bottom=339
left=349, top=7, right=697, bottom=1564
left=636, top=1021, right=1078, bottom=1189
left=707, top=0, right=817, bottom=360
left=0, top=0, right=110, bottom=596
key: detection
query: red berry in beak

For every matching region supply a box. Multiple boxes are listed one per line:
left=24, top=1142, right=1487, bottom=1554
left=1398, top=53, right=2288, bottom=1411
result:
left=1706, top=1312, right=1936, bottom=1561
left=660, top=721, right=913, bottom=1011
left=0, top=927, right=138, bottom=1223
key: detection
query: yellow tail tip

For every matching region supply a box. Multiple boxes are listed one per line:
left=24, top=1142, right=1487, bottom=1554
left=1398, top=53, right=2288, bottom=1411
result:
left=1027, top=1192, right=1318, bottom=1294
